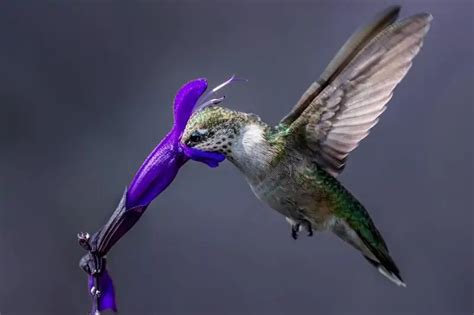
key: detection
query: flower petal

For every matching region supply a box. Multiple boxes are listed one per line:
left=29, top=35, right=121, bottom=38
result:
left=182, top=145, right=225, bottom=168
left=173, top=78, right=208, bottom=134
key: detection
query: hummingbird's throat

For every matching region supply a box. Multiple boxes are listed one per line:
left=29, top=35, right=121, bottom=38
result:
left=228, top=123, right=274, bottom=179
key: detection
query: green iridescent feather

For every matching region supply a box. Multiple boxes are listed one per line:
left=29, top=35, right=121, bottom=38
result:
left=313, top=167, right=388, bottom=250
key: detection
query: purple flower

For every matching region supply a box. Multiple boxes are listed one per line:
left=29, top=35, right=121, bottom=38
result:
left=126, top=78, right=225, bottom=209
left=81, top=78, right=228, bottom=314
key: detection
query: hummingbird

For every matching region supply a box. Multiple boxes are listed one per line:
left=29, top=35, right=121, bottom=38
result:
left=181, top=7, right=432, bottom=287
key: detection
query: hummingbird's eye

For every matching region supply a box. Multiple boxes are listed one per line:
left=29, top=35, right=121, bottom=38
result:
left=189, top=132, right=202, bottom=143
left=188, top=129, right=208, bottom=144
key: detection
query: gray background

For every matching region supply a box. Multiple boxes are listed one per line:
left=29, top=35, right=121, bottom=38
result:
left=0, top=1, right=472, bottom=314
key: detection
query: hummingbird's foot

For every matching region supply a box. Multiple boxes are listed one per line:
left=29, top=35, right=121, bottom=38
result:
left=286, top=217, right=313, bottom=240
left=286, top=217, right=301, bottom=240
left=302, top=220, right=313, bottom=237
left=291, top=223, right=300, bottom=240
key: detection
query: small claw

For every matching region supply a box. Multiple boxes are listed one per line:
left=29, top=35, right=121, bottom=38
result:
left=303, top=220, right=313, bottom=237
left=288, top=219, right=313, bottom=239
left=291, top=223, right=300, bottom=240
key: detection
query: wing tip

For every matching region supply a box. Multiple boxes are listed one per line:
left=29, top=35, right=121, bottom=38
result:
left=411, top=12, right=434, bottom=26
left=420, top=13, right=434, bottom=22
left=371, top=6, right=401, bottom=24
left=397, top=12, right=433, bottom=41
left=384, top=5, right=402, bottom=18
left=416, top=13, right=433, bottom=37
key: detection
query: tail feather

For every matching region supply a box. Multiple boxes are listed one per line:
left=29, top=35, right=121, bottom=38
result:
left=322, top=165, right=406, bottom=287
left=358, top=230, right=407, bottom=287
left=363, top=256, right=406, bottom=287
left=378, top=265, right=406, bottom=287
left=332, top=218, right=406, bottom=287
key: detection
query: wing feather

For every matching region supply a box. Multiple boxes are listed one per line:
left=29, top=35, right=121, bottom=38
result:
left=288, top=12, right=432, bottom=176
left=281, top=6, right=401, bottom=125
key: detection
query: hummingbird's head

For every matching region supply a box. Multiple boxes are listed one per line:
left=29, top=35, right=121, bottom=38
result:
left=183, top=105, right=273, bottom=178
left=182, top=106, right=257, bottom=156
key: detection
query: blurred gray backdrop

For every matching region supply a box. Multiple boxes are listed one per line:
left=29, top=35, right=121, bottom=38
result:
left=0, top=1, right=472, bottom=314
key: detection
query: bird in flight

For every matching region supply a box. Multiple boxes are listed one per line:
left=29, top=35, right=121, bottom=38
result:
left=181, top=6, right=432, bottom=287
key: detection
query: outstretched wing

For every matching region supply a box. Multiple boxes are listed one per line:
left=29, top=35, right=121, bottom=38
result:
left=281, top=6, right=401, bottom=125
left=283, top=9, right=432, bottom=177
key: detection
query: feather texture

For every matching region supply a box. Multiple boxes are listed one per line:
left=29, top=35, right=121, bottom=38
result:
left=281, top=6, right=401, bottom=125
left=288, top=13, right=432, bottom=176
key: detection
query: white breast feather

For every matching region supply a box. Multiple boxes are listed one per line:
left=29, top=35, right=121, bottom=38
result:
left=241, top=124, right=265, bottom=154
left=232, top=124, right=272, bottom=177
